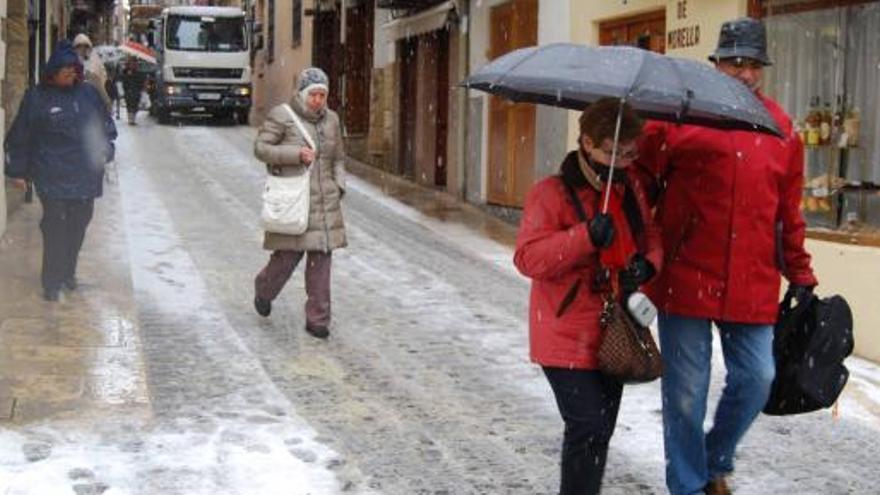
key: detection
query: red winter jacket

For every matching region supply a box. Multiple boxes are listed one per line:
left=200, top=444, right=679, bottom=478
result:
left=636, top=93, right=818, bottom=324
left=514, top=152, right=663, bottom=370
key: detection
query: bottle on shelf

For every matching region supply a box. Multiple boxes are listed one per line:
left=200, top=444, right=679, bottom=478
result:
left=834, top=95, right=847, bottom=148
left=844, top=106, right=860, bottom=148
left=805, top=96, right=821, bottom=147
left=819, top=99, right=833, bottom=145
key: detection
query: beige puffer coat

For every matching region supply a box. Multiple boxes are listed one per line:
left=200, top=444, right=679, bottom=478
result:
left=255, top=96, right=347, bottom=252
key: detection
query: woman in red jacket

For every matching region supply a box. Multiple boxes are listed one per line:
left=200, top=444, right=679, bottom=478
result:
left=514, top=98, right=662, bottom=495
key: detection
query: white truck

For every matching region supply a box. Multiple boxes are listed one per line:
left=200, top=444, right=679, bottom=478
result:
left=151, top=6, right=251, bottom=124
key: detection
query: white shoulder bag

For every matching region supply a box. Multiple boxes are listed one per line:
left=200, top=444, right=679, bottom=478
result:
left=260, top=104, right=318, bottom=235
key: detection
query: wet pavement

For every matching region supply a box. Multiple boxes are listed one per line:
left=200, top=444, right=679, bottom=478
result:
left=0, top=170, right=149, bottom=423
left=1, top=114, right=880, bottom=494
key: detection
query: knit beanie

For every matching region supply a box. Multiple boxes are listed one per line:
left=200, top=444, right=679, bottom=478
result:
left=44, top=40, right=83, bottom=79
left=297, top=67, right=329, bottom=102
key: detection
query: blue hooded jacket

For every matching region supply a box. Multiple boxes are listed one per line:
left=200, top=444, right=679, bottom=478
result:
left=4, top=41, right=117, bottom=199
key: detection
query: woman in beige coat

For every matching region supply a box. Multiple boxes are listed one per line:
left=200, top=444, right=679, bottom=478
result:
left=253, top=67, right=347, bottom=339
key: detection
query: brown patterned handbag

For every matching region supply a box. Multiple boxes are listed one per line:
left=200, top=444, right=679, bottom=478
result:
left=557, top=170, right=663, bottom=383
left=597, top=296, right=663, bottom=383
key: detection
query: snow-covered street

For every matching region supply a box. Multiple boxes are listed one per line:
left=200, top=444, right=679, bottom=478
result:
left=2, top=118, right=880, bottom=494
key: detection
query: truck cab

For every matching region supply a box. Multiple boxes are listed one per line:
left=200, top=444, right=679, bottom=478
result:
left=153, top=6, right=251, bottom=124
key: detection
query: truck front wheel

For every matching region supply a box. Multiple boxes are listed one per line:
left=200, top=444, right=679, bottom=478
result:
left=236, top=108, right=250, bottom=126
left=157, top=108, right=172, bottom=125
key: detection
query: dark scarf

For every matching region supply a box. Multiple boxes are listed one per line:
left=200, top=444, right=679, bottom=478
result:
left=559, top=149, right=645, bottom=243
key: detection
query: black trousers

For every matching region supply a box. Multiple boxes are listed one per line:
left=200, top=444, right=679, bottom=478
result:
left=543, top=367, right=624, bottom=495
left=39, top=198, right=95, bottom=292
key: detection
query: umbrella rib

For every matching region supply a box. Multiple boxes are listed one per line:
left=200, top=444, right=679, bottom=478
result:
left=626, top=49, right=651, bottom=100
left=666, top=59, right=692, bottom=123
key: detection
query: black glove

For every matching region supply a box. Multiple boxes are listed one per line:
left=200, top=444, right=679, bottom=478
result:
left=588, top=213, right=615, bottom=249
left=786, top=284, right=815, bottom=304
left=618, top=254, right=657, bottom=294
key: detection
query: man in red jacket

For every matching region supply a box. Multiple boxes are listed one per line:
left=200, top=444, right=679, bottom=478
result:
left=637, top=17, right=818, bottom=495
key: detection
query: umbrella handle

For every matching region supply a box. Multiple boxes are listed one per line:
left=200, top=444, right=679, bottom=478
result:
left=601, top=100, right=625, bottom=214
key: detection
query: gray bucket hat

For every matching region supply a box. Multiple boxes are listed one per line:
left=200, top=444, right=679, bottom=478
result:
left=708, top=17, right=772, bottom=66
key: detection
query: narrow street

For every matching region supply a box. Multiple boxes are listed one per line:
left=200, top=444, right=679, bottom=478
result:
left=2, top=117, right=880, bottom=494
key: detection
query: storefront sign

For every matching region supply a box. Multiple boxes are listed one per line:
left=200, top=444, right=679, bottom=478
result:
left=667, top=1, right=700, bottom=49
left=667, top=25, right=700, bottom=49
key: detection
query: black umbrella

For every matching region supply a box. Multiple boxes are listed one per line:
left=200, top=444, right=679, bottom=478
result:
left=462, top=43, right=782, bottom=212
left=462, top=43, right=781, bottom=137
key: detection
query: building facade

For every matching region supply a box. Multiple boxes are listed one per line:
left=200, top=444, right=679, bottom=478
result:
left=2, top=0, right=73, bottom=238
left=369, top=1, right=466, bottom=193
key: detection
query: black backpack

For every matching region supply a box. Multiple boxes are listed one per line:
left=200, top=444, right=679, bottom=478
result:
left=763, top=292, right=854, bottom=416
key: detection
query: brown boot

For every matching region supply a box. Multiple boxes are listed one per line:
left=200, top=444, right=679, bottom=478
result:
left=705, top=476, right=732, bottom=495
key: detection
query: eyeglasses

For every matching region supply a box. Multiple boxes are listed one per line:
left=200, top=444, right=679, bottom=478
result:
left=600, top=144, right=639, bottom=162
left=720, top=57, right=765, bottom=71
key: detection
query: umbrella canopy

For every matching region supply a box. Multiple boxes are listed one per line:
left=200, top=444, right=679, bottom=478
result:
left=120, top=40, right=157, bottom=65
left=462, top=43, right=781, bottom=137
left=93, top=44, right=125, bottom=64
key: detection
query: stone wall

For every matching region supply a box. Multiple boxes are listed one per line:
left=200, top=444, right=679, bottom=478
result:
left=366, top=64, right=397, bottom=174
left=1, top=0, right=7, bottom=239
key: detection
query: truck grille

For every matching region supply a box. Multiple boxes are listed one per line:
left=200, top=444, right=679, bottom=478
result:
left=172, top=67, right=244, bottom=79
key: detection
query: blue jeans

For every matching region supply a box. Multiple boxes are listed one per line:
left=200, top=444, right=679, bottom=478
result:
left=659, top=314, right=775, bottom=495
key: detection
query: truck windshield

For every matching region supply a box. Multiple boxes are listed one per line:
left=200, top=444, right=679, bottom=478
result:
left=166, top=15, right=246, bottom=52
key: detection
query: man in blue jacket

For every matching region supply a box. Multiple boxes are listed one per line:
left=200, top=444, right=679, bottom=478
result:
left=4, top=40, right=117, bottom=301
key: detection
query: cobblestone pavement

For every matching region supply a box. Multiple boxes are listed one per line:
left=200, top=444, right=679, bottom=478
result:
left=3, top=118, right=880, bottom=494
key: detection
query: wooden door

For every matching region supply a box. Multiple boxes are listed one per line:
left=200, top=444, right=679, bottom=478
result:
left=344, top=0, right=373, bottom=135
left=398, top=36, right=418, bottom=178
left=487, top=0, right=537, bottom=207
left=599, top=10, right=666, bottom=53
left=434, top=29, right=450, bottom=187
left=313, top=8, right=342, bottom=112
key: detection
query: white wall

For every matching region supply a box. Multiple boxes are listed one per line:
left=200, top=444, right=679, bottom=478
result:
left=373, top=7, right=394, bottom=68
left=468, top=0, right=570, bottom=201
left=806, top=239, right=880, bottom=362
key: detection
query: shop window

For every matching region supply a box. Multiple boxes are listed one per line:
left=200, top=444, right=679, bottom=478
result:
left=292, top=0, right=302, bottom=48
left=763, top=1, right=880, bottom=235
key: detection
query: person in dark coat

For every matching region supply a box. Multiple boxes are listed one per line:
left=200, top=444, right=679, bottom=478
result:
left=636, top=18, right=818, bottom=495
left=119, top=56, right=147, bottom=125
left=104, top=60, right=121, bottom=120
left=514, top=98, right=662, bottom=495
left=4, top=40, right=117, bottom=301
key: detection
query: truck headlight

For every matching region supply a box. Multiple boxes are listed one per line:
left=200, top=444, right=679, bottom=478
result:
left=165, top=85, right=183, bottom=96
left=234, top=86, right=251, bottom=96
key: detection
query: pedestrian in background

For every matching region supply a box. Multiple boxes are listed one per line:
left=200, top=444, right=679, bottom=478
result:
left=119, top=56, right=147, bottom=125
left=514, top=98, right=662, bottom=494
left=636, top=17, right=818, bottom=495
left=104, top=59, right=121, bottom=120
left=252, top=67, right=347, bottom=339
left=4, top=40, right=117, bottom=301
left=73, top=33, right=112, bottom=112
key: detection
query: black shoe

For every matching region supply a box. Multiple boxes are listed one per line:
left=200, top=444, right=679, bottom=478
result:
left=305, top=324, right=329, bottom=339
left=43, top=289, right=60, bottom=302
left=254, top=297, right=271, bottom=317
left=62, top=277, right=78, bottom=291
